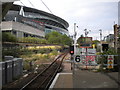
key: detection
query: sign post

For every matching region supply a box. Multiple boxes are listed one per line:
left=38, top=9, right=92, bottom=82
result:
left=85, top=48, right=88, bottom=69
left=73, top=23, right=77, bottom=74
left=107, top=55, right=114, bottom=69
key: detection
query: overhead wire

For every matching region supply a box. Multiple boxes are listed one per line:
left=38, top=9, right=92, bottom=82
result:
left=18, top=0, right=53, bottom=14
left=19, top=0, right=34, bottom=7
left=18, top=0, right=53, bottom=27
left=19, top=0, right=25, bottom=6
left=40, top=0, right=53, bottom=14
left=27, top=0, right=35, bottom=7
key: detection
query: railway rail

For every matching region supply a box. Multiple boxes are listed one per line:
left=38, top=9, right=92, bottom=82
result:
left=20, top=52, right=67, bottom=90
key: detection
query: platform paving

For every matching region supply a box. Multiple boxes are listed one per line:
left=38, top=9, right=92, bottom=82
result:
left=49, top=73, right=73, bottom=89
left=49, top=62, right=119, bottom=89
left=73, top=70, right=118, bottom=88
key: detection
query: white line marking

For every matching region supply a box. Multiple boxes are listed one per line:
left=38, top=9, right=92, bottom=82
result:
left=49, top=73, right=72, bottom=89
left=49, top=73, right=60, bottom=89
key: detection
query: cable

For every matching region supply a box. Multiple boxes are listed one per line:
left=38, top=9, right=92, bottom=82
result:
left=20, top=0, right=25, bottom=6
left=40, top=0, right=53, bottom=14
left=27, top=0, right=35, bottom=7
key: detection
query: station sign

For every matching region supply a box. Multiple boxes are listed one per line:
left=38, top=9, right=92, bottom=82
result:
left=107, top=55, right=114, bottom=69
left=77, top=37, right=92, bottom=48
left=76, top=48, right=96, bottom=55
left=74, top=55, right=96, bottom=65
left=75, top=55, right=81, bottom=62
left=75, top=48, right=96, bottom=64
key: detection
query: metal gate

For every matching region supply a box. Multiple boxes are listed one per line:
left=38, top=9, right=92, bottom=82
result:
left=72, top=51, right=119, bottom=89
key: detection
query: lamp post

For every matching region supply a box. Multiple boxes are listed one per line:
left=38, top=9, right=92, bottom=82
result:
left=72, top=23, right=78, bottom=73
left=84, top=29, right=90, bottom=69
left=114, top=24, right=118, bottom=53
left=84, top=29, right=91, bottom=37
left=99, top=29, right=102, bottom=53
left=73, top=23, right=78, bottom=56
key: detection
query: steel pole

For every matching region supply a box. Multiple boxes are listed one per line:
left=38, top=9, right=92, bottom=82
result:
left=73, top=23, right=77, bottom=74
left=99, top=29, right=102, bottom=53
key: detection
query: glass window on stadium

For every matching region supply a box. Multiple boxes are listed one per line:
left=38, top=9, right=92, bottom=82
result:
left=24, top=33, right=29, bottom=37
left=2, top=30, right=12, bottom=34
left=45, top=29, right=53, bottom=34
left=12, top=30, right=17, bottom=36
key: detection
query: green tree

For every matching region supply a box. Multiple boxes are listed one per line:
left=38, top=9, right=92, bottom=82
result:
left=92, top=40, right=100, bottom=51
left=19, top=37, right=47, bottom=44
left=45, top=31, right=72, bottom=45
left=77, top=34, right=85, bottom=45
left=80, top=34, right=84, bottom=37
left=118, top=34, right=120, bottom=54
left=92, top=40, right=100, bottom=44
left=2, top=32, right=17, bottom=42
left=61, top=34, right=72, bottom=45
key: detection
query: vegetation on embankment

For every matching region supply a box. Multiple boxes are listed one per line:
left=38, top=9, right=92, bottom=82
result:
left=2, top=31, right=72, bottom=71
left=2, top=31, right=72, bottom=46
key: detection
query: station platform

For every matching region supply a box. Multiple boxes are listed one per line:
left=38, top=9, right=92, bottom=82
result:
left=49, top=62, right=119, bottom=89
left=49, top=62, right=73, bottom=89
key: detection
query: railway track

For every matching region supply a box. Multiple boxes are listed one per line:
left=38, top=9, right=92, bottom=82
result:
left=20, top=52, right=67, bottom=90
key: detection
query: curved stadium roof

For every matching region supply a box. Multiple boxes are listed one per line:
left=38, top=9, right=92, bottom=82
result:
left=9, top=5, right=69, bottom=29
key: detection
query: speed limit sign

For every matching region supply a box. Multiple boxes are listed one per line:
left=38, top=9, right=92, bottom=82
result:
left=75, top=55, right=81, bottom=62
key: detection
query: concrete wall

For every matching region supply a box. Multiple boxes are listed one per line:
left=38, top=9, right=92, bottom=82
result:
left=1, top=21, right=45, bottom=38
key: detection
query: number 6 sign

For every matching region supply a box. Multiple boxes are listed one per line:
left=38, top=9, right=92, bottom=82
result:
left=75, top=55, right=81, bottom=62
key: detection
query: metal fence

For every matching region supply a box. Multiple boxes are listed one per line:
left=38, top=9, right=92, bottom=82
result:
left=72, top=55, right=120, bottom=88
left=72, top=55, right=119, bottom=71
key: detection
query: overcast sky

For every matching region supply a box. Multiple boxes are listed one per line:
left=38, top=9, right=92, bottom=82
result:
left=14, top=0, right=119, bottom=40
